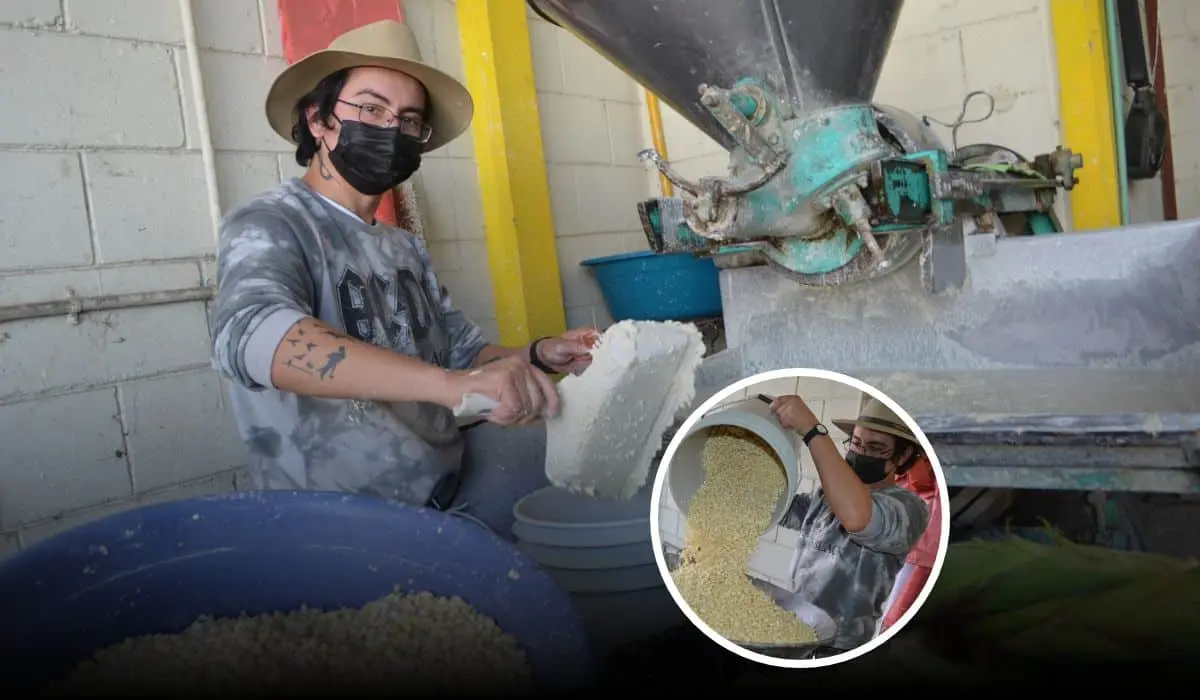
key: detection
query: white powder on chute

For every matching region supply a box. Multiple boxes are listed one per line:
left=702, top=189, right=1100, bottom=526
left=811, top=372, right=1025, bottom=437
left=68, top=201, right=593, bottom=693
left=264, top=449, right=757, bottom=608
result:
left=544, top=320, right=706, bottom=500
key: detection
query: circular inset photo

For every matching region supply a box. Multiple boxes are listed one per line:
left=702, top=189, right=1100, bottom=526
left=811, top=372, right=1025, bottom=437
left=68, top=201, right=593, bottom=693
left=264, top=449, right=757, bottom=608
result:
left=651, top=368, right=950, bottom=669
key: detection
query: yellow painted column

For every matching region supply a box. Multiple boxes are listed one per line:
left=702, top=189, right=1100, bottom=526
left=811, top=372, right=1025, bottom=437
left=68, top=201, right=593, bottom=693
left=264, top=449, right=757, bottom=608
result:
left=1050, top=0, right=1121, bottom=231
left=457, top=0, right=566, bottom=346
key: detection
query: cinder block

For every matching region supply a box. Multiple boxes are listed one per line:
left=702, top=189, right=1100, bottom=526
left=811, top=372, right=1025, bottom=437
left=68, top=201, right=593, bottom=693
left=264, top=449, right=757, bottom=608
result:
left=953, top=89, right=1057, bottom=162
left=0, top=262, right=202, bottom=306
left=86, top=152, right=213, bottom=263
left=177, top=48, right=290, bottom=152
left=604, top=102, right=648, bottom=167
left=430, top=0, right=465, bottom=82
left=121, top=371, right=244, bottom=493
left=0, top=389, right=132, bottom=528
left=961, top=11, right=1052, bottom=97
left=1175, top=179, right=1200, bottom=219
left=556, top=31, right=638, bottom=103
left=1166, top=85, right=1200, bottom=137
left=875, top=32, right=968, bottom=114
left=253, top=0, right=283, bottom=56
left=215, top=152, right=283, bottom=214
left=1159, top=0, right=1200, bottom=40
left=538, top=94, right=611, bottom=165
left=63, top=0, right=182, bottom=44
left=276, top=153, right=305, bottom=183
left=425, top=240, right=462, bottom=273
left=565, top=305, right=611, bottom=332
left=1, top=0, right=60, bottom=25
left=0, top=302, right=213, bottom=400
left=750, top=377, right=799, bottom=399
left=192, top=0, right=263, bottom=53
left=1172, top=133, right=1200, bottom=183
left=136, top=469, right=240, bottom=506
left=413, top=157, right=484, bottom=241
left=658, top=105, right=722, bottom=163
left=17, top=496, right=138, bottom=547
left=574, top=166, right=648, bottom=234
left=0, top=152, right=92, bottom=270
left=554, top=232, right=635, bottom=308
left=545, top=165, right=583, bottom=236
left=894, top=0, right=1041, bottom=39
left=528, top=21, right=564, bottom=93
left=0, top=32, right=185, bottom=148
left=1164, top=36, right=1200, bottom=90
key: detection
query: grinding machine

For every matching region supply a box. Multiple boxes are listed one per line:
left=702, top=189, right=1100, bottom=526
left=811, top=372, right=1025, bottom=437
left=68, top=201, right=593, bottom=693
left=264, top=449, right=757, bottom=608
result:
left=528, top=0, right=1200, bottom=541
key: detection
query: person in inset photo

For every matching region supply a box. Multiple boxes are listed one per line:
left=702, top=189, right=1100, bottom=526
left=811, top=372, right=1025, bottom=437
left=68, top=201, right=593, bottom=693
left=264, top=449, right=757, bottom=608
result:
left=757, top=393, right=932, bottom=655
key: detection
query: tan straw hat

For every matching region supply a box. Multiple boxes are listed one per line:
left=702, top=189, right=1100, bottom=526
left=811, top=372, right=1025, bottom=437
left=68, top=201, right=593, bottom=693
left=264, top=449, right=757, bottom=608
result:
left=832, top=397, right=917, bottom=443
left=264, top=20, right=473, bottom=153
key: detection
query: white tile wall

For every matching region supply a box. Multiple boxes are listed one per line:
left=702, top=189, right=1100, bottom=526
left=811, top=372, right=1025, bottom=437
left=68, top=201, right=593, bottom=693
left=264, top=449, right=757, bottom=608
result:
left=659, top=375, right=862, bottom=590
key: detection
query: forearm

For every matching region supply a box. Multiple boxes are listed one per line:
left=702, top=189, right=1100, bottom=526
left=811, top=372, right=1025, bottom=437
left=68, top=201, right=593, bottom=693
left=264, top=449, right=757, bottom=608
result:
left=269, top=316, right=455, bottom=406
left=808, top=434, right=873, bottom=532
left=471, top=343, right=530, bottom=368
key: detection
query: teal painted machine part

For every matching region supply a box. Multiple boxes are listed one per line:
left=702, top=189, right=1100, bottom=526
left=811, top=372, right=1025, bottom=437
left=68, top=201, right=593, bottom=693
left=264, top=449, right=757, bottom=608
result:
left=634, top=77, right=1066, bottom=277
left=739, top=104, right=893, bottom=237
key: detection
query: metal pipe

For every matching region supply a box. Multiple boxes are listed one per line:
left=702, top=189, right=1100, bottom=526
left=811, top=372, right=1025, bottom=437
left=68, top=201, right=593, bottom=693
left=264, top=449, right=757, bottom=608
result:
left=1105, top=0, right=1131, bottom=225
left=178, top=0, right=224, bottom=248
left=0, top=287, right=215, bottom=324
left=644, top=90, right=674, bottom=197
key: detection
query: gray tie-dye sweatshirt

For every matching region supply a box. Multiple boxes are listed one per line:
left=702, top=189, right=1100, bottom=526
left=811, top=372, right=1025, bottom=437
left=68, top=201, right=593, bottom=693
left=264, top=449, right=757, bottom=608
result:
left=771, top=485, right=930, bottom=649
left=209, top=178, right=488, bottom=506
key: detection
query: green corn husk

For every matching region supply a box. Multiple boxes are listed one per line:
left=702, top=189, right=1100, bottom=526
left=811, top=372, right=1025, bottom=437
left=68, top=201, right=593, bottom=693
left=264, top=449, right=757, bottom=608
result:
left=907, top=534, right=1200, bottom=669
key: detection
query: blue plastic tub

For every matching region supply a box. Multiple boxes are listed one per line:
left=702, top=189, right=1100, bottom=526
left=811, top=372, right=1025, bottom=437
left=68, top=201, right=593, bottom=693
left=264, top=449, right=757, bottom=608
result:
left=0, top=491, right=595, bottom=694
left=581, top=250, right=723, bottom=322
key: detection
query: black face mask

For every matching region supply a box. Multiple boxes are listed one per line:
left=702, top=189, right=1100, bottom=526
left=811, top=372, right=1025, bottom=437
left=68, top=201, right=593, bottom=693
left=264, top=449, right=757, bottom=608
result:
left=845, top=451, right=890, bottom=485
left=327, top=119, right=423, bottom=196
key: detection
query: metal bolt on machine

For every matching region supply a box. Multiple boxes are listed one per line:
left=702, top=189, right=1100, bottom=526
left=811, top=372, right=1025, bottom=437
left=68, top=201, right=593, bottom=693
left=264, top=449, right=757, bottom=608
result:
left=529, top=0, right=1200, bottom=542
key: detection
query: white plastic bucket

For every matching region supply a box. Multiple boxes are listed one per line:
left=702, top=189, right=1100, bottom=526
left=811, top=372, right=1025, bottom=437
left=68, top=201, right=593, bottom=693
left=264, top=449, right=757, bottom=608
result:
left=667, top=396, right=802, bottom=531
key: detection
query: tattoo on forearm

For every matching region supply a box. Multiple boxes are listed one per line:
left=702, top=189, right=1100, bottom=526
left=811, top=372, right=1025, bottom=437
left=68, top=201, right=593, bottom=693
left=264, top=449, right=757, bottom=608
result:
left=281, top=320, right=353, bottom=378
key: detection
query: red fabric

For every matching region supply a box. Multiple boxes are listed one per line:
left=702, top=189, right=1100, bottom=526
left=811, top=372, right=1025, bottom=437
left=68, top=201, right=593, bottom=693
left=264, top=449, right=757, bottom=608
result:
left=275, top=0, right=405, bottom=226
left=881, top=564, right=932, bottom=631
left=896, top=457, right=941, bottom=569
left=880, top=456, right=943, bottom=628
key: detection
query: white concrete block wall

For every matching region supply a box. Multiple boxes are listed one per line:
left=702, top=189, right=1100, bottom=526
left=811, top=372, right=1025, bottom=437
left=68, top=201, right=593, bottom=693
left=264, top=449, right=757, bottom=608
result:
left=402, top=0, right=501, bottom=343
left=1158, top=0, right=1200, bottom=219
left=659, top=376, right=862, bottom=591
left=651, top=0, right=1070, bottom=227
left=0, top=0, right=295, bottom=554
left=525, top=9, right=656, bottom=331
left=0, top=2, right=657, bottom=558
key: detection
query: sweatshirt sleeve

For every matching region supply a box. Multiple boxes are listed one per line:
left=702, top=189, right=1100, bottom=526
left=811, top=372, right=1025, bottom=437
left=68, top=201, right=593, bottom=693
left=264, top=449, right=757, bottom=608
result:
left=210, top=207, right=316, bottom=391
left=848, top=487, right=931, bottom=556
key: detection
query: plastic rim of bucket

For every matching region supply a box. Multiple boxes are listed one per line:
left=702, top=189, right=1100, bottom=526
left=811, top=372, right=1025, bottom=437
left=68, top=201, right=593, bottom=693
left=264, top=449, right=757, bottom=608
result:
left=666, top=401, right=801, bottom=530
left=511, top=488, right=653, bottom=548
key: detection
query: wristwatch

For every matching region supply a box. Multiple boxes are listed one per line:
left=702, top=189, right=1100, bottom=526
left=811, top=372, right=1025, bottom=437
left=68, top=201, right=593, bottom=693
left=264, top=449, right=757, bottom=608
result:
left=801, top=423, right=829, bottom=446
left=529, top=337, right=556, bottom=374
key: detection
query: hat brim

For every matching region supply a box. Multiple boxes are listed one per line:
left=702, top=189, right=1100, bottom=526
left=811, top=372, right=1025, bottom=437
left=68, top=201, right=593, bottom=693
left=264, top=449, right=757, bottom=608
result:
left=265, top=50, right=474, bottom=154
left=832, top=417, right=917, bottom=444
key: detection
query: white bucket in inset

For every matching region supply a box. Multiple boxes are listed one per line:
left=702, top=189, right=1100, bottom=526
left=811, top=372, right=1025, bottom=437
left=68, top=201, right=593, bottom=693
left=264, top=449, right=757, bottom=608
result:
left=667, top=396, right=801, bottom=531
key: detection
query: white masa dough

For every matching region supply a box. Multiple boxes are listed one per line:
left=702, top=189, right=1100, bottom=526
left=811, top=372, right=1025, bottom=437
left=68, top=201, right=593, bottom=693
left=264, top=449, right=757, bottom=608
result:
left=544, top=320, right=706, bottom=500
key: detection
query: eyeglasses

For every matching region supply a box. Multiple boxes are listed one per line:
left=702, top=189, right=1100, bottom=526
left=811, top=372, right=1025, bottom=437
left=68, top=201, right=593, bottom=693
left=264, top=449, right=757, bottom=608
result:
left=338, top=99, right=433, bottom=144
left=842, top=437, right=893, bottom=459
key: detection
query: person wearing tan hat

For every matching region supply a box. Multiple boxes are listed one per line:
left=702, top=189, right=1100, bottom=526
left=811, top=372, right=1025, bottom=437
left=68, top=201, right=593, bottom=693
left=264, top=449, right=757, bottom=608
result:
left=750, top=393, right=932, bottom=654
left=209, top=20, right=599, bottom=530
